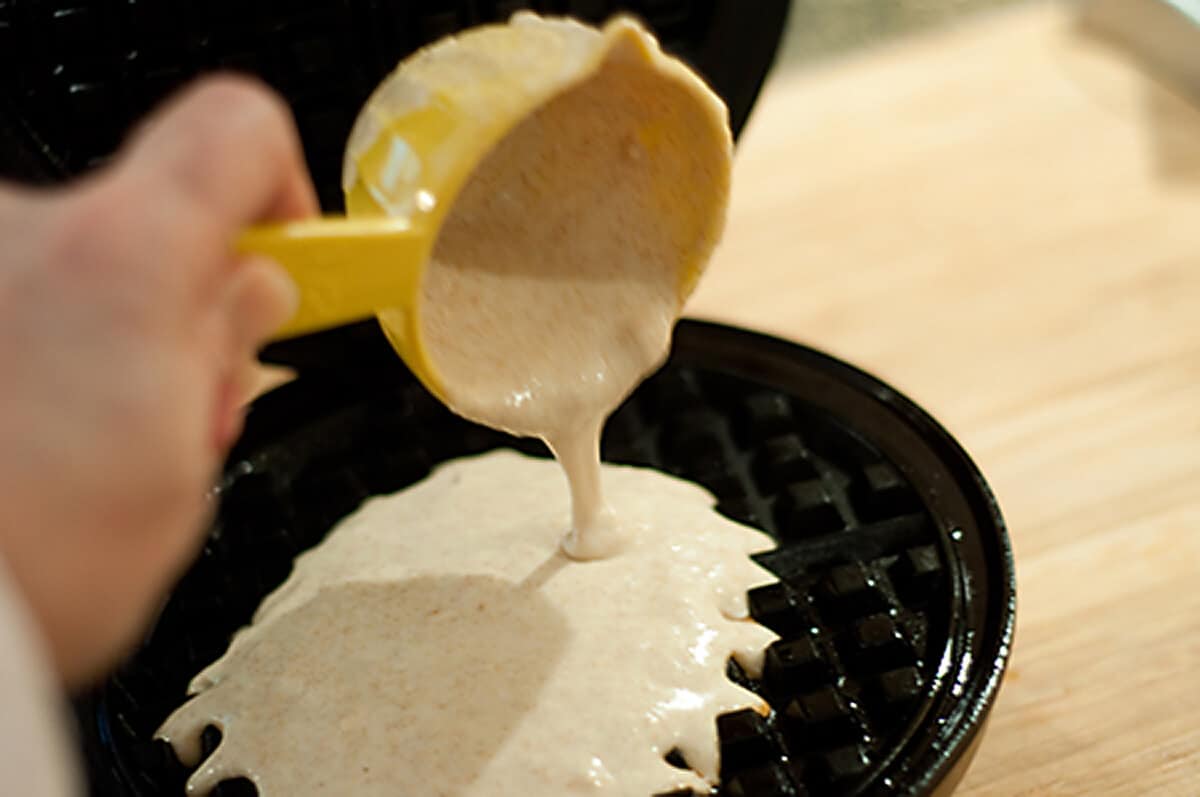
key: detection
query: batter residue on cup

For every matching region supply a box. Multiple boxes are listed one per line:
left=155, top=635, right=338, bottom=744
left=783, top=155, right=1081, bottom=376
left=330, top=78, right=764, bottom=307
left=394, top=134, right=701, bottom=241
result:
left=406, top=14, right=731, bottom=559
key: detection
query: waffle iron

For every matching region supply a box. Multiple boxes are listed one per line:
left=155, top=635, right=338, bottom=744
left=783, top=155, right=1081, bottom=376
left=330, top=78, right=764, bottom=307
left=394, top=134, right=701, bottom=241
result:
left=0, top=2, right=1014, bottom=795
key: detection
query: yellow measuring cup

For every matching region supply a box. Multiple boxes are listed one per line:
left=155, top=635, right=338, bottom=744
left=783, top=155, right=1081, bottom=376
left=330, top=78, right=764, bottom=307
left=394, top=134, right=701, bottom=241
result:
left=238, top=13, right=731, bottom=404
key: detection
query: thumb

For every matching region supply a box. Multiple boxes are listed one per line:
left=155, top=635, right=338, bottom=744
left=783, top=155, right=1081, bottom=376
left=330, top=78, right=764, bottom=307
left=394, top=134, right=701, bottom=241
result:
left=226, top=256, right=301, bottom=350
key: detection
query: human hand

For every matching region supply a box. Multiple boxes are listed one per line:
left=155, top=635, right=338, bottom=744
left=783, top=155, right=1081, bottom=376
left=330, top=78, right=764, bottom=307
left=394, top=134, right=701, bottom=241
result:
left=0, top=75, right=318, bottom=686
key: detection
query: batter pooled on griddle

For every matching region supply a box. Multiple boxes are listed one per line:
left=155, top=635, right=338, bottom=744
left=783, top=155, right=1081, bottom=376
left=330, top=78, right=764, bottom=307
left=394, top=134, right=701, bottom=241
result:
left=158, top=452, right=776, bottom=796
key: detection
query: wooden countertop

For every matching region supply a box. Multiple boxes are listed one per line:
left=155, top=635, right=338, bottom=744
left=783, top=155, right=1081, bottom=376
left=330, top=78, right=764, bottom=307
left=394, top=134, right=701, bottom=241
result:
left=687, top=2, right=1200, bottom=794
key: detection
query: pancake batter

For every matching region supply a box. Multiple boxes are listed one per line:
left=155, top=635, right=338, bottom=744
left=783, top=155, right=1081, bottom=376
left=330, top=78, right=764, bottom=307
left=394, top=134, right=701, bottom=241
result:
left=158, top=452, right=777, bottom=795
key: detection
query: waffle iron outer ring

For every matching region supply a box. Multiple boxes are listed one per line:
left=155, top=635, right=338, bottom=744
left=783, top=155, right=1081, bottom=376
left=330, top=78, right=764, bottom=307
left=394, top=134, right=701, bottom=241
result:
left=73, top=320, right=1015, bottom=797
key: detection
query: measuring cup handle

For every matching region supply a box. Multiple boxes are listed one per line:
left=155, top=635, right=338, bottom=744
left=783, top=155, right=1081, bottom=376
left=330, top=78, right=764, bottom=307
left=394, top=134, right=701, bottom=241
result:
left=237, top=217, right=431, bottom=340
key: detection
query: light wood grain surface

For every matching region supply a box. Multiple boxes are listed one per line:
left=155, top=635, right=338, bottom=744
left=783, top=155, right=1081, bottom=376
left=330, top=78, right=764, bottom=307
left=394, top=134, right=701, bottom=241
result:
left=687, top=2, right=1200, bottom=794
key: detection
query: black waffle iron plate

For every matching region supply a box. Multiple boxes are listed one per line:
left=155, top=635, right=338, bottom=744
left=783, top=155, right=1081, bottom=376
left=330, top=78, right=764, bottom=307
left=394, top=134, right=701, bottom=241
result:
left=74, top=320, right=1015, bottom=797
